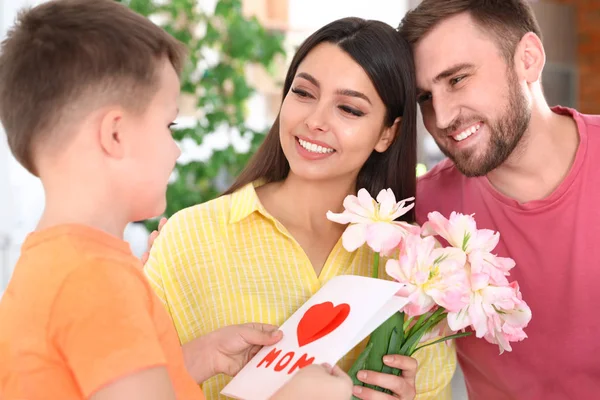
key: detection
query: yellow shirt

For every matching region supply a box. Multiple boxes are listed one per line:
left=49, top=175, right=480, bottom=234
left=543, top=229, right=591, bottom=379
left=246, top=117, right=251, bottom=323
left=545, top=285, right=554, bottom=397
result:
left=145, top=182, right=456, bottom=400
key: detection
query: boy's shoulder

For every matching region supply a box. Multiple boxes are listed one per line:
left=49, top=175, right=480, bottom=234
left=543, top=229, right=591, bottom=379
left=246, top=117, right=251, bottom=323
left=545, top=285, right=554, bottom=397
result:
left=1, top=224, right=151, bottom=344
left=24, top=224, right=138, bottom=264
left=15, top=225, right=147, bottom=299
left=1, top=225, right=179, bottom=399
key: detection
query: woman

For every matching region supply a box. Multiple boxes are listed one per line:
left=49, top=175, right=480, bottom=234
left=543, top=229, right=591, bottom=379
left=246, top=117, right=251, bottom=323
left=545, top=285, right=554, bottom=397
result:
left=145, top=17, right=456, bottom=400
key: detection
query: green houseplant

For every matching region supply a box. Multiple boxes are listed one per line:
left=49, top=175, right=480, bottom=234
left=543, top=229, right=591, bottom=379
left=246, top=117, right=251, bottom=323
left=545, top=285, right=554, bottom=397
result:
left=120, top=0, right=285, bottom=231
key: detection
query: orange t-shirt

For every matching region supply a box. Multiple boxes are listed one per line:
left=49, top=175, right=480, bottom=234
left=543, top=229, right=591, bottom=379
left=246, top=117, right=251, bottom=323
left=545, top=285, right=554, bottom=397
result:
left=0, top=224, right=205, bottom=400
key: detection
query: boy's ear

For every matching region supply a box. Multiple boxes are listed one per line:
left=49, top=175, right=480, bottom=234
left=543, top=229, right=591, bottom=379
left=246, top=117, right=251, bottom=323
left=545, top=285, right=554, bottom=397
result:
left=99, top=109, right=125, bottom=158
left=374, top=117, right=401, bottom=153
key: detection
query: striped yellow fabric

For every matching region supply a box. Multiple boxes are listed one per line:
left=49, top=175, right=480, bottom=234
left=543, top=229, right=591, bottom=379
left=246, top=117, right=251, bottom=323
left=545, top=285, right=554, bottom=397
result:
left=145, top=182, right=456, bottom=400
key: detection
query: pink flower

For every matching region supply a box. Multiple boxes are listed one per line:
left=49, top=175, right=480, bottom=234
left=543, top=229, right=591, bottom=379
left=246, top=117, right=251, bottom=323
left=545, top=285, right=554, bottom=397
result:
left=483, top=282, right=531, bottom=353
left=385, top=234, right=470, bottom=317
left=327, top=188, right=419, bottom=255
left=447, top=280, right=532, bottom=354
left=423, top=211, right=514, bottom=286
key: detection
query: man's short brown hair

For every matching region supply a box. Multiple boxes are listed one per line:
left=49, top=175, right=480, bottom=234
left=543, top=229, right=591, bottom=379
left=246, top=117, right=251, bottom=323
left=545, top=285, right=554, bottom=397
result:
left=398, top=0, right=542, bottom=63
left=0, top=0, right=187, bottom=176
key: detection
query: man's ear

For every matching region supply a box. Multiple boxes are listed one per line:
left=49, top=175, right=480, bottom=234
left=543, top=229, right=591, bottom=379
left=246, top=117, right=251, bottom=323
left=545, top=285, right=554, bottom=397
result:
left=374, top=117, right=401, bottom=153
left=514, top=32, right=545, bottom=84
left=98, top=109, right=126, bottom=159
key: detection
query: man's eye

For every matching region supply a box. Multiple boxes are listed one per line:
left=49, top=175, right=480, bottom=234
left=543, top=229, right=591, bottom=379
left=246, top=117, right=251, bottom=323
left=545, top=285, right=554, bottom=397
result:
left=450, top=75, right=466, bottom=85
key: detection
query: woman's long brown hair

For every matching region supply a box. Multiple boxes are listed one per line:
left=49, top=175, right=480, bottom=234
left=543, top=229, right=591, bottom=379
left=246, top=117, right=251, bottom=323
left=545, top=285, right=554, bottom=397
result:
left=223, top=17, right=418, bottom=222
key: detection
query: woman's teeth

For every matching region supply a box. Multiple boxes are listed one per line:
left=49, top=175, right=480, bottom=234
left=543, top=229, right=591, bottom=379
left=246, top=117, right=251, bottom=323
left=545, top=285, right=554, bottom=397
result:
left=453, top=124, right=481, bottom=142
left=298, top=138, right=334, bottom=154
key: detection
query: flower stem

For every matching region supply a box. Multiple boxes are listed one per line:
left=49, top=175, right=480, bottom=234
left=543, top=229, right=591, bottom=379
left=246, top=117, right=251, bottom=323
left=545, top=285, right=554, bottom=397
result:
left=412, top=331, right=472, bottom=354
left=400, top=307, right=447, bottom=356
left=372, top=252, right=380, bottom=279
left=406, top=313, right=427, bottom=337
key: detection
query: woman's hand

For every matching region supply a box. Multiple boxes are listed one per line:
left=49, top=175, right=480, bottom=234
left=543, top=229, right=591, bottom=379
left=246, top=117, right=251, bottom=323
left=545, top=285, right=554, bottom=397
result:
left=141, top=217, right=167, bottom=264
left=353, top=355, right=418, bottom=400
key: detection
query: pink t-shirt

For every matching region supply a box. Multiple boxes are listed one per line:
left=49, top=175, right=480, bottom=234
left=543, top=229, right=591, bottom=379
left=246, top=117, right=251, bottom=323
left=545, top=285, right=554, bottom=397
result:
left=416, top=106, right=600, bottom=399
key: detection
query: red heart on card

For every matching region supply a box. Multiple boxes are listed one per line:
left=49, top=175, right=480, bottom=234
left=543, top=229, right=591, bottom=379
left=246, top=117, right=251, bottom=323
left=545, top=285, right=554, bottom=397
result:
left=297, top=301, right=351, bottom=347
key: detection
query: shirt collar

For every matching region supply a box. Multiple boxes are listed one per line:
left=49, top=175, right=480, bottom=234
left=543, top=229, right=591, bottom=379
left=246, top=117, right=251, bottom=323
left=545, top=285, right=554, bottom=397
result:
left=228, top=181, right=268, bottom=224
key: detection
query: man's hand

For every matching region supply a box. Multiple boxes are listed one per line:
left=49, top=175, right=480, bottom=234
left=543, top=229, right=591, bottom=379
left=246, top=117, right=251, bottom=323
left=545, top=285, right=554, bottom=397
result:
left=182, top=323, right=283, bottom=383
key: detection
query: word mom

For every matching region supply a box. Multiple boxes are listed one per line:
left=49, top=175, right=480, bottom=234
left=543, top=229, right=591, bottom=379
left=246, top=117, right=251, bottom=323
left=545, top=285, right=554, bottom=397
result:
left=256, top=347, right=315, bottom=375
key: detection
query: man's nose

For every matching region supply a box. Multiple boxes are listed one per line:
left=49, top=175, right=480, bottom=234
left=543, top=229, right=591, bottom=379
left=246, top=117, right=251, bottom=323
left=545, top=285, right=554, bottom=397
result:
left=432, top=91, right=459, bottom=131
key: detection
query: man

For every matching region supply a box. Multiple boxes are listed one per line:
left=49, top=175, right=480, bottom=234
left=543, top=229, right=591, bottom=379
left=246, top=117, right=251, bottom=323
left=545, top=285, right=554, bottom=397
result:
left=399, top=0, right=600, bottom=398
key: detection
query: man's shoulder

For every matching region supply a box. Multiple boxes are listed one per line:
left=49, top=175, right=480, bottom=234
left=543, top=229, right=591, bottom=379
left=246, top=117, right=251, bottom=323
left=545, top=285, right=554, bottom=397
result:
left=579, top=112, right=600, bottom=132
left=554, top=106, right=600, bottom=131
left=416, top=159, right=470, bottom=224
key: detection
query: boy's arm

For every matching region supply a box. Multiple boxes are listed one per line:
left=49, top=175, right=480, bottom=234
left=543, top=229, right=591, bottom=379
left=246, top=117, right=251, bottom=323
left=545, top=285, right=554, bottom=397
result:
left=182, top=322, right=282, bottom=383
left=90, top=366, right=175, bottom=400
left=49, top=262, right=176, bottom=399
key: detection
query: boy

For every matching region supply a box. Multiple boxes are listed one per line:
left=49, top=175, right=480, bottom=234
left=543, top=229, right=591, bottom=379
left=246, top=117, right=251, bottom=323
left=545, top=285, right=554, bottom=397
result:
left=0, top=1, right=352, bottom=399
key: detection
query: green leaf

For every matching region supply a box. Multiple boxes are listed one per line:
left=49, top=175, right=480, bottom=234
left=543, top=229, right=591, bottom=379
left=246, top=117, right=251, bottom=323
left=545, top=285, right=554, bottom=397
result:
left=397, top=312, right=405, bottom=346
left=380, top=328, right=401, bottom=395
left=399, top=308, right=447, bottom=356
left=462, top=232, right=471, bottom=251
left=403, top=315, right=414, bottom=332
left=348, top=341, right=373, bottom=389
left=405, top=312, right=430, bottom=338
left=363, top=312, right=404, bottom=392
left=381, top=328, right=401, bottom=374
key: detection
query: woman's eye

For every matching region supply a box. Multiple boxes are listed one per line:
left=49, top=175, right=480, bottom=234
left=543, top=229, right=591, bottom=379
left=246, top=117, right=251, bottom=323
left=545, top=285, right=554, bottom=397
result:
left=339, top=105, right=364, bottom=117
left=291, top=87, right=312, bottom=98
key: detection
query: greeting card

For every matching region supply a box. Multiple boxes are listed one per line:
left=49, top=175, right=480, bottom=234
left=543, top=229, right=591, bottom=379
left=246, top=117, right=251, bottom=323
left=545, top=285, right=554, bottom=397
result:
left=221, top=275, right=408, bottom=400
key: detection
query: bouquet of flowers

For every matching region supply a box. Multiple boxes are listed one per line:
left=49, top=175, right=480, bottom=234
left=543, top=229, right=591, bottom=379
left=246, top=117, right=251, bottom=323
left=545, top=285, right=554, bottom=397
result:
left=326, top=189, right=531, bottom=396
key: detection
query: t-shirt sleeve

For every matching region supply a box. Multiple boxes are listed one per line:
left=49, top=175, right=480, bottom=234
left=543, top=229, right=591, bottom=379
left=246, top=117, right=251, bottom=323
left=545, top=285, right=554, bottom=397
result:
left=49, top=262, right=167, bottom=397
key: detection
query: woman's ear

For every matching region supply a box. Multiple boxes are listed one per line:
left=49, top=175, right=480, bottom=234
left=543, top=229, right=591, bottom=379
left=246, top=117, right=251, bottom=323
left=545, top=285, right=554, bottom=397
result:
left=374, top=117, right=401, bottom=153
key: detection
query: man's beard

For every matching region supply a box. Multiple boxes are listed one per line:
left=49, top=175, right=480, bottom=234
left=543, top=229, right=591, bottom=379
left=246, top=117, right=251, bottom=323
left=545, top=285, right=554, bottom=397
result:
left=435, top=68, right=531, bottom=177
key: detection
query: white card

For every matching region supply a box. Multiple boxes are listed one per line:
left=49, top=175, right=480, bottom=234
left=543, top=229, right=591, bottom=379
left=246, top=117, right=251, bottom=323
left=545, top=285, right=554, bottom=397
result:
left=221, top=275, right=408, bottom=400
